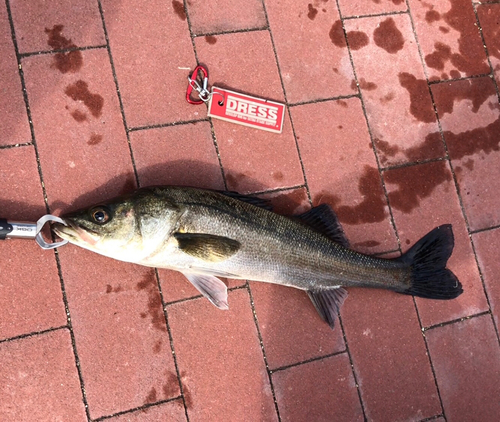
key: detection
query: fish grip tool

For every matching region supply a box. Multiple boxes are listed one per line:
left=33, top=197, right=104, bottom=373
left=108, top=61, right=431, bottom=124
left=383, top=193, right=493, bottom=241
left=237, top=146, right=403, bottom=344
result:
left=0, top=214, right=68, bottom=250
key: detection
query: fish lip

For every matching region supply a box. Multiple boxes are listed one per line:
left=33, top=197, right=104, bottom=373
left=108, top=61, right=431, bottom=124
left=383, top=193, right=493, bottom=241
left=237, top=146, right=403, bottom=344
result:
left=53, top=219, right=100, bottom=245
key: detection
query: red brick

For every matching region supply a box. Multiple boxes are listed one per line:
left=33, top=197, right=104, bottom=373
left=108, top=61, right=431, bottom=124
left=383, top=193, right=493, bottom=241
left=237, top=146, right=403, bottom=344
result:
left=272, top=353, right=364, bottom=422
left=292, top=98, right=397, bottom=254
left=107, top=400, right=186, bottom=422
left=473, top=227, right=500, bottom=331
left=101, top=0, right=202, bottom=127
left=266, top=0, right=356, bottom=103
left=0, top=329, right=87, bottom=421
left=345, top=15, right=444, bottom=166
left=338, top=0, right=407, bottom=17
left=58, top=246, right=179, bottom=419
left=432, top=77, right=500, bottom=232
left=195, top=31, right=303, bottom=193
left=478, top=3, right=500, bottom=86
left=21, top=49, right=135, bottom=212
left=384, top=161, right=488, bottom=326
left=130, top=122, right=224, bottom=190
left=426, top=315, right=500, bottom=421
left=0, top=4, right=30, bottom=146
left=10, top=0, right=105, bottom=54
left=409, top=0, right=489, bottom=80
left=186, top=0, right=266, bottom=34
left=167, top=289, right=277, bottom=422
left=0, top=147, right=67, bottom=340
left=342, top=288, right=441, bottom=422
left=249, top=282, right=345, bottom=369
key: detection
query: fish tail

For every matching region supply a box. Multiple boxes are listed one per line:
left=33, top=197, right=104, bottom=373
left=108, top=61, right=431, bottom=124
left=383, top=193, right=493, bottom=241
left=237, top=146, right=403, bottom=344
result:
left=398, top=224, right=463, bottom=299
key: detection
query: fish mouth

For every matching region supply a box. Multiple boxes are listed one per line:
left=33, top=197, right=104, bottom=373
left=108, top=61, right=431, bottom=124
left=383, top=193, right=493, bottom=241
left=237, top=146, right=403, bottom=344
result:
left=52, top=220, right=100, bottom=246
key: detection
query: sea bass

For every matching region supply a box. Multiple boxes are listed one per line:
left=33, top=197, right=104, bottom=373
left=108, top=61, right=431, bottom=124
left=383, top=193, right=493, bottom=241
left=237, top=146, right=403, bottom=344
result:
left=53, top=186, right=463, bottom=328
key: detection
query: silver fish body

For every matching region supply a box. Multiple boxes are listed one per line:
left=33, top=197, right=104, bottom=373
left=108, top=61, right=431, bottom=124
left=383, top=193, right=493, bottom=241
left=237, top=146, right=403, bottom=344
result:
left=54, top=186, right=463, bottom=328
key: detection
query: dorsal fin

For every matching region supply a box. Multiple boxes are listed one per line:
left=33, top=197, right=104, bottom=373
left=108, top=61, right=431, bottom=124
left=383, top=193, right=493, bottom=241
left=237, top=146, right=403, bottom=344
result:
left=296, top=204, right=349, bottom=247
left=219, top=191, right=273, bottom=211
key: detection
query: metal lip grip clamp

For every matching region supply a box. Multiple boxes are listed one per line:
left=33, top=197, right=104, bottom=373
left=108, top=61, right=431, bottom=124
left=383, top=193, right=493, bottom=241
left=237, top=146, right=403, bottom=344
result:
left=0, top=215, right=68, bottom=250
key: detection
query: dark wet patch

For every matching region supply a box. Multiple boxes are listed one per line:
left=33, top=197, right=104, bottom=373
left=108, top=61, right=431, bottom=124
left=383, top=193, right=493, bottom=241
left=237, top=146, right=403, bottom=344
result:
left=406, top=238, right=411, bottom=245
left=120, top=175, right=137, bottom=195
left=136, top=270, right=156, bottom=290
left=380, top=92, right=395, bottom=104
left=439, top=26, right=449, bottom=34
left=163, top=372, right=179, bottom=398
left=463, top=158, right=474, bottom=171
left=87, top=133, right=103, bottom=146
left=70, top=110, right=87, bottom=122
left=105, top=284, right=123, bottom=293
left=392, top=0, right=404, bottom=4
left=338, top=125, right=343, bottom=129
left=385, top=161, right=452, bottom=214
left=375, top=139, right=400, bottom=164
left=45, top=25, right=83, bottom=73
left=404, top=131, right=444, bottom=162
left=478, top=7, right=500, bottom=59
left=273, top=171, right=284, bottom=181
left=347, top=31, right=369, bottom=50
left=153, top=339, right=162, bottom=354
left=350, top=80, right=357, bottom=90
left=205, top=35, right=217, bottom=45
left=329, top=20, right=346, bottom=48
left=135, top=270, right=166, bottom=331
left=425, top=10, right=441, bottom=23
left=398, top=73, right=436, bottom=123
left=314, top=166, right=387, bottom=225
left=65, top=80, right=104, bottom=118
left=434, top=77, right=495, bottom=116
left=425, top=42, right=451, bottom=71
left=307, top=4, right=318, bottom=20
left=445, top=116, right=500, bottom=161
left=450, top=70, right=460, bottom=79
left=264, top=189, right=308, bottom=215
left=425, top=0, right=490, bottom=75
left=145, top=387, right=157, bottom=404
left=333, top=67, right=339, bottom=74
left=225, top=172, right=251, bottom=190
left=337, top=100, right=348, bottom=108
left=353, top=240, right=381, bottom=248
left=172, top=0, right=186, bottom=20
left=358, top=78, right=377, bottom=91
left=373, top=18, right=405, bottom=54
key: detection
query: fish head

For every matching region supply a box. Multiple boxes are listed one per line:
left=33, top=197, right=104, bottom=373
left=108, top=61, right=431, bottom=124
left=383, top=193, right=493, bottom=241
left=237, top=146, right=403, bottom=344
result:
left=53, top=188, right=180, bottom=262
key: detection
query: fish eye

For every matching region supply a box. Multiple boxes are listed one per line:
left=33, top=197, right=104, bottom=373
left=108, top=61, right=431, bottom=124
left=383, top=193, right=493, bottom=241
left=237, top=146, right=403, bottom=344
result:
left=90, top=207, right=111, bottom=224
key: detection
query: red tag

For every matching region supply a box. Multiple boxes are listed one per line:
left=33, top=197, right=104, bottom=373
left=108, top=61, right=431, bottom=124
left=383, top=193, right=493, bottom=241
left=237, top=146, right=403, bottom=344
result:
left=207, top=87, right=285, bottom=134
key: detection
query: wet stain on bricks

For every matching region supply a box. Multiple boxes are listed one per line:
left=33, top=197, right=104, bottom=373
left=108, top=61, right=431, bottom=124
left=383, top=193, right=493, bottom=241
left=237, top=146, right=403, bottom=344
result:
left=65, top=80, right=104, bottom=118
left=45, top=25, right=83, bottom=73
left=172, top=0, right=186, bottom=21
left=373, top=18, right=405, bottom=54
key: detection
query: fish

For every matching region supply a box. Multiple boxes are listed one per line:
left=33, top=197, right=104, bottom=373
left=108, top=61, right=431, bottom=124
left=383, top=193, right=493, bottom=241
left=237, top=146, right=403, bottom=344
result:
left=53, top=186, right=463, bottom=329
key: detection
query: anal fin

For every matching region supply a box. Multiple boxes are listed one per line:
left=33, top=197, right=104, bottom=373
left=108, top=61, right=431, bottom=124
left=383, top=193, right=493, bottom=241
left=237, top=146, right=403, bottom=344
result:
left=182, top=272, right=229, bottom=310
left=307, top=287, right=348, bottom=329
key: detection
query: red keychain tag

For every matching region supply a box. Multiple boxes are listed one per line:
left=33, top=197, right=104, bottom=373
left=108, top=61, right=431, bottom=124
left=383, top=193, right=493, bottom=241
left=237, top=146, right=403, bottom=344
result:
left=186, top=66, right=285, bottom=134
left=207, top=87, right=285, bottom=134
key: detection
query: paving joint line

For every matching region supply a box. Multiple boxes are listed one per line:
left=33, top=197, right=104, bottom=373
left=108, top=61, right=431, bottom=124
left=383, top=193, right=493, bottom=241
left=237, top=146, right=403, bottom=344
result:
left=0, top=325, right=67, bottom=345
left=470, top=223, right=500, bottom=235
left=246, top=283, right=282, bottom=422
left=181, top=1, right=228, bottom=191
left=341, top=9, right=409, bottom=21
left=93, top=395, right=183, bottom=421
left=19, top=44, right=106, bottom=58
left=153, top=268, right=191, bottom=422
left=97, top=0, right=140, bottom=188
left=192, top=26, right=269, bottom=38
left=0, top=142, right=33, bottom=149
left=269, top=349, right=348, bottom=374
left=287, top=93, right=361, bottom=108
left=380, top=156, right=448, bottom=172
left=427, top=72, right=494, bottom=85
left=337, top=315, right=368, bottom=422
left=260, top=1, right=312, bottom=209
left=423, top=310, right=492, bottom=332
left=127, top=117, right=209, bottom=132
left=419, top=414, right=446, bottom=422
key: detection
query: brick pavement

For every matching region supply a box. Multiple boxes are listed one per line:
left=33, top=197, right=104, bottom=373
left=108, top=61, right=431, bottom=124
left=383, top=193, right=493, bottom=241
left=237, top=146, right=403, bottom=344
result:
left=1, top=1, right=499, bottom=421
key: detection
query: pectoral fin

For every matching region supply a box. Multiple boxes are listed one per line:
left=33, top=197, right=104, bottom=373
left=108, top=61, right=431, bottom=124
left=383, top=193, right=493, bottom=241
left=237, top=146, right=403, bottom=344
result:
left=307, top=287, right=348, bottom=329
left=174, top=233, right=240, bottom=262
left=182, top=272, right=229, bottom=310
